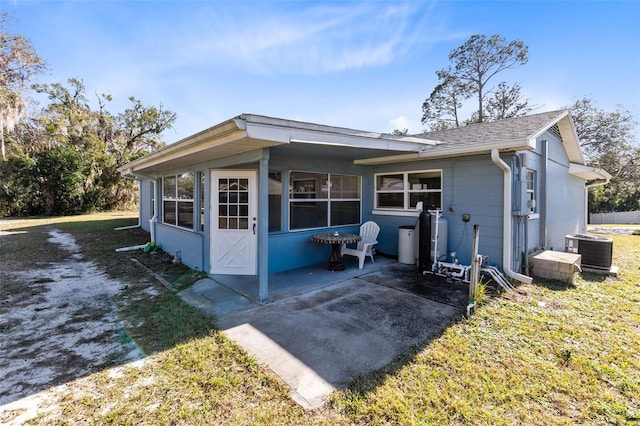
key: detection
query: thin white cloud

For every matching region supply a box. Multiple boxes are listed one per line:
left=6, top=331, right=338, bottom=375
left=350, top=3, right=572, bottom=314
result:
left=176, top=2, right=436, bottom=74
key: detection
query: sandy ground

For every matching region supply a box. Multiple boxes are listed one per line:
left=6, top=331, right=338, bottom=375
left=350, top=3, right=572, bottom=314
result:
left=0, top=229, right=146, bottom=424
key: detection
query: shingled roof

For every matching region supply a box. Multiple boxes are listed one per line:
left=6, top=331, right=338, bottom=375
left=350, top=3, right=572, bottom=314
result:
left=418, top=110, right=567, bottom=144
left=354, top=109, right=586, bottom=166
left=412, top=109, right=588, bottom=164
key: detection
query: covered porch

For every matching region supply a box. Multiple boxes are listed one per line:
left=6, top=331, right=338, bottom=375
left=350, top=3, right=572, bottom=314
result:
left=179, top=255, right=470, bottom=319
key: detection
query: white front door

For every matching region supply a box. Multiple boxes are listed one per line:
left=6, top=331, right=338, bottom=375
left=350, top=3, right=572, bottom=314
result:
left=210, top=170, right=258, bottom=275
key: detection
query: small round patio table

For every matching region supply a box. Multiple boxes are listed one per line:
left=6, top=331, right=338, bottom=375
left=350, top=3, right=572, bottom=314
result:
left=311, top=232, right=361, bottom=271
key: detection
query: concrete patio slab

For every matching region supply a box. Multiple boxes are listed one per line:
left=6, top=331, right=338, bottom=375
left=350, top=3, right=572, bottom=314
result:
left=218, top=278, right=462, bottom=408
left=179, top=278, right=259, bottom=317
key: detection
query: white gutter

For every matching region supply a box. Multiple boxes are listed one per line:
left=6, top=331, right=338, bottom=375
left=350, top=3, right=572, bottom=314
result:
left=491, top=149, right=533, bottom=285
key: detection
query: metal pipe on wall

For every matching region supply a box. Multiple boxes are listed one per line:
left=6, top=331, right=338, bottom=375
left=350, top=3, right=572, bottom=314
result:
left=491, top=149, right=533, bottom=285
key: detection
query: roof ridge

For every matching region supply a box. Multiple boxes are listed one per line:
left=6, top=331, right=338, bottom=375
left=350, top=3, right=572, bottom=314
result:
left=418, top=109, right=568, bottom=137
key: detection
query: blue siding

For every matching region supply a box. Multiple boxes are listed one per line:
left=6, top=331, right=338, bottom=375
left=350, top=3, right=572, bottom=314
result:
left=545, top=156, right=586, bottom=250
left=155, top=223, right=205, bottom=271
left=142, top=133, right=587, bottom=278
left=523, top=132, right=587, bottom=252
left=268, top=226, right=359, bottom=273
left=371, top=156, right=505, bottom=268
left=369, top=213, right=420, bottom=256
left=266, top=154, right=509, bottom=272
left=266, top=153, right=368, bottom=272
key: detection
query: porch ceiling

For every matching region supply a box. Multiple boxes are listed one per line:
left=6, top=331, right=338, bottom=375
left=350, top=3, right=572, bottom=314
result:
left=269, top=141, right=421, bottom=162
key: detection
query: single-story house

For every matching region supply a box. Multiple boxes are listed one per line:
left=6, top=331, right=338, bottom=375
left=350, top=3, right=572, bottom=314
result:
left=119, top=110, right=610, bottom=301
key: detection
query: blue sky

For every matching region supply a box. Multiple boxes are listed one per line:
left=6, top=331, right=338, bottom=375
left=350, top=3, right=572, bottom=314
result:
left=5, top=0, right=640, bottom=143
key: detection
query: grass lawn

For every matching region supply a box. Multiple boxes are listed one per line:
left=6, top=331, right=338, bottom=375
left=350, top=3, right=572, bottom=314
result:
left=1, top=213, right=638, bottom=425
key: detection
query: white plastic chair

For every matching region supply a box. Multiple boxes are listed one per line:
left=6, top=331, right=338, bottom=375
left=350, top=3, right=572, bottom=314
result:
left=341, top=221, right=380, bottom=269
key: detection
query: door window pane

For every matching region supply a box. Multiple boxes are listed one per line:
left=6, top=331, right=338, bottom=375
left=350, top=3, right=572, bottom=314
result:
left=217, top=175, right=251, bottom=230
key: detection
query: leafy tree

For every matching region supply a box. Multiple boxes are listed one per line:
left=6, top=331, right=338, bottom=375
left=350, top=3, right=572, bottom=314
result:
left=569, top=98, right=640, bottom=213
left=0, top=78, right=176, bottom=216
left=114, top=96, right=176, bottom=164
left=422, top=34, right=529, bottom=128
left=392, top=128, right=409, bottom=136
left=421, top=70, right=471, bottom=130
left=484, top=81, right=532, bottom=121
left=0, top=14, right=47, bottom=159
left=32, top=146, right=84, bottom=215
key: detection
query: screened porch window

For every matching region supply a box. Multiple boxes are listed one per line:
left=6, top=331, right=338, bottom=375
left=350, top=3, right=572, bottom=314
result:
left=162, top=172, right=194, bottom=229
left=289, top=171, right=361, bottom=230
left=269, top=171, right=283, bottom=232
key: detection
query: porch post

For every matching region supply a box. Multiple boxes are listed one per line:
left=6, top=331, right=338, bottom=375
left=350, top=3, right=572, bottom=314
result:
left=258, top=148, right=270, bottom=302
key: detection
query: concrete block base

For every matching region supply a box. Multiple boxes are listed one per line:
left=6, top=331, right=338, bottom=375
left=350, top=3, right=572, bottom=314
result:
left=529, top=251, right=582, bottom=284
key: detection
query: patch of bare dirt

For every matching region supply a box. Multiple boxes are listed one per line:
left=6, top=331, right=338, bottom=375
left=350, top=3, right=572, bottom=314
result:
left=0, top=229, right=145, bottom=424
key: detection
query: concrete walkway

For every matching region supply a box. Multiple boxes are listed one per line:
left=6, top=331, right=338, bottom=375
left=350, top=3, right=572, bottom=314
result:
left=179, top=261, right=464, bottom=408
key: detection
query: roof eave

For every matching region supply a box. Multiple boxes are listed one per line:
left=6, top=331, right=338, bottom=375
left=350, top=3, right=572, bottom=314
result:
left=120, top=113, right=442, bottom=175
left=420, top=138, right=535, bottom=159
left=569, top=163, right=612, bottom=183
left=118, top=118, right=246, bottom=176
left=555, top=112, right=586, bottom=165
left=242, top=113, right=438, bottom=151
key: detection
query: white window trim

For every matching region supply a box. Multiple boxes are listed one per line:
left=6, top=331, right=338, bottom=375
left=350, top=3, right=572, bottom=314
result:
left=288, top=171, right=362, bottom=231
left=162, top=173, right=195, bottom=230
left=374, top=169, right=443, bottom=213
left=526, top=169, right=536, bottom=214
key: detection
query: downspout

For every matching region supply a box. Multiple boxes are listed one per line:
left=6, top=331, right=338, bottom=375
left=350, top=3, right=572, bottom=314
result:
left=514, top=153, right=530, bottom=276
left=540, top=140, right=548, bottom=248
left=491, top=149, right=533, bottom=285
left=149, top=181, right=158, bottom=244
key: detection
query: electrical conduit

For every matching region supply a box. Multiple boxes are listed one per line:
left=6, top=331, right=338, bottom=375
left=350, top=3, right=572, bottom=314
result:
left=491, top=149, right=533, bottom=285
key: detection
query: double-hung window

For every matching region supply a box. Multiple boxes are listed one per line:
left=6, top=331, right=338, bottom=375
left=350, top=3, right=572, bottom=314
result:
left=375, top=170, right=442, bottom=210
left=289, top=171, right=361, bottom=230
left=526, top=169, right=536, bottom=213
left=163, top=172, right=194, bottom=229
